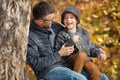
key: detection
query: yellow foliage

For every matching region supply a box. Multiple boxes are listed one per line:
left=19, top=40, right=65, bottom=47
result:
left=29, top=0, right=120, bottom=80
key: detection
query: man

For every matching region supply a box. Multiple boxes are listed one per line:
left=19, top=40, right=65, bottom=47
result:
left=27, top=1, right=109, bottom=80
left=27, top=1, right=87, bottom=80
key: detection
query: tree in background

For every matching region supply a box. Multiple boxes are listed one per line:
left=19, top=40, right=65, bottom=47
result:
left=0, top=0, right=31, bottom=80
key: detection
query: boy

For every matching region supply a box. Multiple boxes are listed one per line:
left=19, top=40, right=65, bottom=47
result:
left=56, top=6, right=107, bottom=80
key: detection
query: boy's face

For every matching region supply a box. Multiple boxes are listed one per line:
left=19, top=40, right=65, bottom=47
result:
left=63, top=12, right=78, bottom=30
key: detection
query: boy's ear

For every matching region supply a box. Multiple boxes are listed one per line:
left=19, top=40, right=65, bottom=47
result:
left=76, top=20, right=79, bottom=24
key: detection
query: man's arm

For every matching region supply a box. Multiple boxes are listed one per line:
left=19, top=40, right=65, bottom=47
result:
left=27, top=38, right=74, bottom=71
left=27, top=39, right=62, bottom=71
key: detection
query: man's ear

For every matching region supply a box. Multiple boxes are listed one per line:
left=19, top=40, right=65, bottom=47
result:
left=35, top=19, right=43, bottom=25
left=38, top=19, right=44, bottom=24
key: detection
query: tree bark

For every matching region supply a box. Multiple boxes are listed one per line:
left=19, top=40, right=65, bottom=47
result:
left=0, top=0, right=31, bottom=80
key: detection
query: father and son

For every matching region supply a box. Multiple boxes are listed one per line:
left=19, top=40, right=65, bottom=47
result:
left=27, top=1, right=109, bottom=80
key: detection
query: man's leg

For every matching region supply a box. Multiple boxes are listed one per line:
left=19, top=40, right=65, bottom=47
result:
left=81, top=70, right=109, bottom=80
left=44, top=67, right=87, bottom=80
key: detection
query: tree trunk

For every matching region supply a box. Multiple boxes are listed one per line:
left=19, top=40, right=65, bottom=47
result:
left=0, top=0, right=31, bottom=80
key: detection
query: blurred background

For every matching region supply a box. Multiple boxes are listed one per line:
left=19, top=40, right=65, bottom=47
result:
left=28, top=0, right=120, bottom=80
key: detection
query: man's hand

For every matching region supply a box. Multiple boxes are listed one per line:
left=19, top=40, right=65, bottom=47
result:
left=59, top=44, right=74, bottom=57
left=97, top=48, right=107, bottom=60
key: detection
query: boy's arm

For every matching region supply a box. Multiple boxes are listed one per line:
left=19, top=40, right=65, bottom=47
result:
left=55, top=31, right=70, bottom=50
left=65, top=38, right=75, bottom=47
left=89, top=43, right=107, bottom=60
left=82, top=28, right=107, bottom=60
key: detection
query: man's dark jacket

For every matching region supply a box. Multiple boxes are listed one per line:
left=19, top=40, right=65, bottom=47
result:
left=27, top=20, right=64, bottom=79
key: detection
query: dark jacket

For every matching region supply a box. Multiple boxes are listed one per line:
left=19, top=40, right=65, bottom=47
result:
left=27, top=20, right=64, bottom=79
left=55, top=26, right=101, bottom=61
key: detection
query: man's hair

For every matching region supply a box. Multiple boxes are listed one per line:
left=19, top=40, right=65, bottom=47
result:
left=32, top=1, right=55, bottom=20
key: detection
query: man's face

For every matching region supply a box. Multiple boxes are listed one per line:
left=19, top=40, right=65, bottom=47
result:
left=41, top=13, right=55, bottom=27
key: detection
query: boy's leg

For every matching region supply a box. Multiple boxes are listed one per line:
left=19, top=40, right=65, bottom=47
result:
left=43, top=67, right=87, bottom=80
left=84, top=61, right=101, bottom=80
left=69, top=52, right=87, bottom=73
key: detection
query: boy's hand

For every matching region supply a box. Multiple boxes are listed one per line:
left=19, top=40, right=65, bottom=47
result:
left=72, top=35, right=79, bottom=43
left=97, top=48, right=107, bottom=60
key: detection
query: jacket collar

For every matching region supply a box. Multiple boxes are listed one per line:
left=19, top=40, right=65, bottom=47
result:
left=30, top=19, right=52, bottom=34
left=64, top=26, right=81, bottom=32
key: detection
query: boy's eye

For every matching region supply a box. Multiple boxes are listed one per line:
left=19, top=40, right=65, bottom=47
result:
left=64, top=17, right=75, bottom=19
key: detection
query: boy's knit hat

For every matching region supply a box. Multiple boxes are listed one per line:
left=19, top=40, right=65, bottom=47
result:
left=61, top=6, right=80, bottom=24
